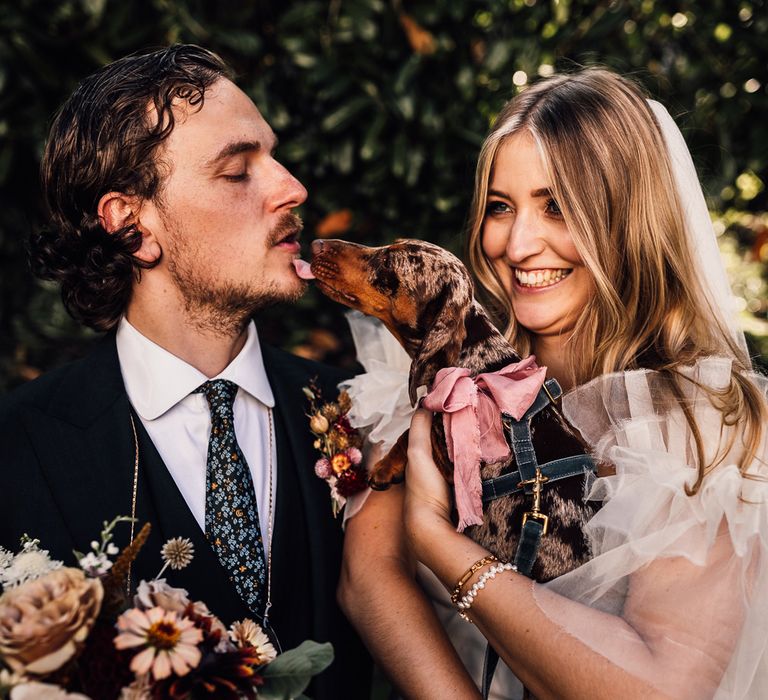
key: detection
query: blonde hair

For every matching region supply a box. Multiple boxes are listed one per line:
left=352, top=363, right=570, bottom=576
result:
left=466, top=67, right=765, bottom=490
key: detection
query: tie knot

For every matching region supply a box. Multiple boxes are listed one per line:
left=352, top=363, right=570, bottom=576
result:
left=195, top=379, right=238, bottom=414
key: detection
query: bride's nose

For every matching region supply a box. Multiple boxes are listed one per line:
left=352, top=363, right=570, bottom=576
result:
left=504, top=211, right=545, bottom=263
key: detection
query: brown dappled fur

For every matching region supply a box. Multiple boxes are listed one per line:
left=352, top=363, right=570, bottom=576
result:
left=311, top=238, right=596, bottom=580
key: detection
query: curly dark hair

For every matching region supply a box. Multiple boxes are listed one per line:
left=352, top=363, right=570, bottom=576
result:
left=31, top=44, right=233, bottom=331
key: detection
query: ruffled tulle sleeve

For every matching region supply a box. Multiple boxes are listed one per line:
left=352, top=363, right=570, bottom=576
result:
left=338, top=312, right=423, bottom=523
left=535, top=358, right=768, bottom=699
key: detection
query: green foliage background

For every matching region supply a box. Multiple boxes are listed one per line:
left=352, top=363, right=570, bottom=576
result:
left=1, top=0, right=766, bottom=389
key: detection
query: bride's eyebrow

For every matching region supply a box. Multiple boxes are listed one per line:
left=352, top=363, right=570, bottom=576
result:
left=487, top=188, right=509, bottom=199
left=532, top=187, right=554, bottom=198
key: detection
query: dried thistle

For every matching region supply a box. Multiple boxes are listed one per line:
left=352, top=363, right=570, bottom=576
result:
left=337, top=389, right=352, bottom=413
left=320, top=403, right=340, bottom=422
left=160, top=537, right=195, bottom=572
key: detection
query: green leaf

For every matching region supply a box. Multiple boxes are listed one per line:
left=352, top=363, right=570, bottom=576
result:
left=360, top=113, right=386, bottom=160
left=259, top=641, right=334, bottom=700
left=321, top=96, right=371, bottom=132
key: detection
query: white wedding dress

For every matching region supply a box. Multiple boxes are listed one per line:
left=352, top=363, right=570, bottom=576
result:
left=342, top=312, right=768, bottom=698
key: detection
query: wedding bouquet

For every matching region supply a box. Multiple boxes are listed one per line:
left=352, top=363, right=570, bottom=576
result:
left=0, top=518, right=332, bottom=700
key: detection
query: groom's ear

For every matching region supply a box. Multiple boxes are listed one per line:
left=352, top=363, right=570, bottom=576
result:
left=97, top=192, right=161, bottom=264
left=97, top=191, right=136, bottom=233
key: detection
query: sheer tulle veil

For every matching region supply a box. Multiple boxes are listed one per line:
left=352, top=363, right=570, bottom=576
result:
left=647, top=99, right=749, bottom=359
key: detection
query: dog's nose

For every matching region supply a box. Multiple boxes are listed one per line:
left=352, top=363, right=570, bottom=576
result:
left=311, top=239, right=325, bottom=255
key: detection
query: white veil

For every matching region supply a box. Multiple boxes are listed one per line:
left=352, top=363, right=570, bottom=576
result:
left=647, top=100, right=749, bottom=359
left=340, top=99, right=765, bottom=699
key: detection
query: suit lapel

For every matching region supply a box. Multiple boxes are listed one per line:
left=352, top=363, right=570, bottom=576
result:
left=20, top=335, right=146, bottom=556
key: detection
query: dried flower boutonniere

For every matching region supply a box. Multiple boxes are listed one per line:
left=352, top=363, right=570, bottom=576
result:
left=303, top=379, right=367, bottom=516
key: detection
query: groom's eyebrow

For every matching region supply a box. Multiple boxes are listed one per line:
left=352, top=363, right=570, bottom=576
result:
left=206, top=140, right=262, bottom=167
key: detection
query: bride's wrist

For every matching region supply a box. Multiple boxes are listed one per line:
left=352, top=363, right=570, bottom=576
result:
left=406, top=509, right=459, bottom=561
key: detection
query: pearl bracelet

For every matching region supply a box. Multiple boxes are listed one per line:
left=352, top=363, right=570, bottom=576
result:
left=456, top=561, right=517, bottom=622
left=450, top=555, right=498, bottom=605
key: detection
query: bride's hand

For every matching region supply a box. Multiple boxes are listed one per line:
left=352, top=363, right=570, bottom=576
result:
left=404, top=409, right=454, bottom=558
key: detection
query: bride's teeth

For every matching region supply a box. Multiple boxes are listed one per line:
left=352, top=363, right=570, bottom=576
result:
left=516, top=268, right=569, bottom=287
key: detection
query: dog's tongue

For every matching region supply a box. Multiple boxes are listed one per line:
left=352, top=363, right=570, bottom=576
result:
left=292, top=258, right=315, bottom=280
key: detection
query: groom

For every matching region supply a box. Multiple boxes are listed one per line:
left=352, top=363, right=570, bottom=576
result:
left=0, top=45, right=370, bottom=698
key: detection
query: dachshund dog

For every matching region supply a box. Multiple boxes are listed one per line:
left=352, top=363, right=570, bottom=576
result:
left=310, top=238, right=596, bottom=581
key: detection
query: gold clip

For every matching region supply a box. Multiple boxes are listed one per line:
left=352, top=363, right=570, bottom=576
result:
left=518, top=467, right=550, bottom=535
left=521, top=511, right=549, bottom=535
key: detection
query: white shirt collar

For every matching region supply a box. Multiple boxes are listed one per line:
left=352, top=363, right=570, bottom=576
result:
left=116, top=318, right=275, bottom=420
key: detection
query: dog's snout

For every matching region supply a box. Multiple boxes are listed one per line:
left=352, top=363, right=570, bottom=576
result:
left=311, top=239, right=325, bottom=255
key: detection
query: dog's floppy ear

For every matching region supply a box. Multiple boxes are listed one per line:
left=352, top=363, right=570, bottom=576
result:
left=408, top=276, right=473, bottom=405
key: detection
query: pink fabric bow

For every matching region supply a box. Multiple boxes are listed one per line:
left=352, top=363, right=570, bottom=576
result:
left=421, top=356, right=547, bottom=531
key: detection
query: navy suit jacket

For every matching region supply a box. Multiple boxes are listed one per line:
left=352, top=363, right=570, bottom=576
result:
left=0, top=334, right=371, bottom=699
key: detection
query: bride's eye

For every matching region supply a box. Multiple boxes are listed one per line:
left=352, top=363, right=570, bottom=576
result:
left=545, top=198, right=562, bottom=217
left=485, top=201, right=511, bottom=216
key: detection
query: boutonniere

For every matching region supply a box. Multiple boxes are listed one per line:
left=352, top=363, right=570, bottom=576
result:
left=303, top=379, right=367, bottom=517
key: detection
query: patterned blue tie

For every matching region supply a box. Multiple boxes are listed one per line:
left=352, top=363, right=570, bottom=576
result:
left=195, top=379, right=267, bottom=617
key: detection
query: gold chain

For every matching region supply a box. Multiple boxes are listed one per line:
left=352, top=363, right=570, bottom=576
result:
left=263, top=407, right=275, bottom=627
left=128, top=413, right=139, bottom=595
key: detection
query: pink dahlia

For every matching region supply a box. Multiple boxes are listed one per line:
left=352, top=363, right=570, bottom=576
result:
left=314, top=458, right=333, bottom=479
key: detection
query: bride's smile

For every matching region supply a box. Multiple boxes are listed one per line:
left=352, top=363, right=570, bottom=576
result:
left=481, top=130, right=593, bottom=340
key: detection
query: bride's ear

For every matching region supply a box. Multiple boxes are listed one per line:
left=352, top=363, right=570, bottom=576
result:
left=97, top=192, right=161, bottom=264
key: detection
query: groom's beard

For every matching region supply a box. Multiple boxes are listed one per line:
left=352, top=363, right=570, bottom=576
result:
left=164, top=213, right=306, bottom=337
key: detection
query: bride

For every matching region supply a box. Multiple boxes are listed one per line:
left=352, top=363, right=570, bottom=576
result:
left=339, top=67, right=768, bottom=699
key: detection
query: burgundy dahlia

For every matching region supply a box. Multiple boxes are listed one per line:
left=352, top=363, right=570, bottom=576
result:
left=335, top=466, right=368, bottom=497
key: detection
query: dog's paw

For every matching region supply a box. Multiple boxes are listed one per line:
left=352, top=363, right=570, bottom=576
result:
left=367, top=452, right=406, bottom=491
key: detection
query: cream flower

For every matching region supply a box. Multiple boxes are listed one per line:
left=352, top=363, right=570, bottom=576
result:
left=0, top=567, right=103, bottom=675
left=0, top=547, right=13, bottom=570
left=228, top=619, right=277, bottom=664
left=160, top=538, right=194, bottom=571
left=114, top=606, right=203, bottom=680
left=117, top=676, right=152, bottom=700
left=0, top=668, right=24, bottom=693
left=0, top=548, right=63, bottom=589
left=78, top=552, right=113, bottom=577
left=133, top=579, right=190, bottom=614
left=10, top=681, right=91, bottom=699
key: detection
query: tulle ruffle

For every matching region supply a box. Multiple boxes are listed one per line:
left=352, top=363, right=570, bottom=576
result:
left=340, top=311, right=423, bottom=449
left=537, top=358, right=768, bottom=698
left=338, top=312, right=418, bottom=523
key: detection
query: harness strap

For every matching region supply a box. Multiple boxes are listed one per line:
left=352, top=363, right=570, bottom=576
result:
left=480, top=378, right=594, bottom=699
left=481, top=454, right=595, bottom=503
